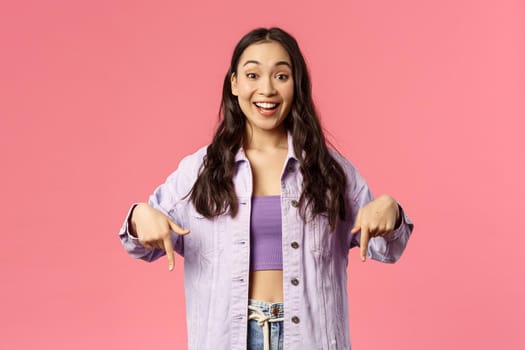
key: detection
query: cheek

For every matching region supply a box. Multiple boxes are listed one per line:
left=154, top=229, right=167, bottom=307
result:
left=236, top=79, right=255, bottom=95
left=284, top=83, right=294, bottom=102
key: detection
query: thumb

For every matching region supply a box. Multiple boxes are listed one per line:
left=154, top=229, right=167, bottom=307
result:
left=168, top=219, right=190, bottom=236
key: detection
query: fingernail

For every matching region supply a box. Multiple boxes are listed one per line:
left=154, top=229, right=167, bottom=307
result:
left=361, top=256, right=366, bottom=262
left=169, top=264, right=173, bottom=271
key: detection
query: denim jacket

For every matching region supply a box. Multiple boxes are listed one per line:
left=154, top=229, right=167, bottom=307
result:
left=119, top=134, right=414, bottom=349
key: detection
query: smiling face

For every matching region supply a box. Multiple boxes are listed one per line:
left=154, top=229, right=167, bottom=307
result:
left=231, top=41, right=294, bottom=137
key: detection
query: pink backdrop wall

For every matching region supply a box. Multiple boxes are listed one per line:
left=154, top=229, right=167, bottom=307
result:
left=1, top=0, right=523, bottom=349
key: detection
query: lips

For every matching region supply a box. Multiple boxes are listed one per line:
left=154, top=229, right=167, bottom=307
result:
left=255, top=102, right=278, bottom=109
left=253, top=101, right=280, bottom=117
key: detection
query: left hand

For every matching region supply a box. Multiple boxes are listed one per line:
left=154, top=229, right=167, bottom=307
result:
left=350, top=194, right=400, bottom=262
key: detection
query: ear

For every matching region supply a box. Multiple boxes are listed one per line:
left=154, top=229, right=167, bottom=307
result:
left=231, top=73, right=239, bottom=96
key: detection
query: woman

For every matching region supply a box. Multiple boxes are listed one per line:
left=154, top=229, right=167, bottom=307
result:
left=119, top=27, right=413, bottom=350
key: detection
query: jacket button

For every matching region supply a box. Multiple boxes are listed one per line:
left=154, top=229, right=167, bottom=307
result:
left=290, top=200, right=298, bottom=207
left=291, top=316, right=300, bottom=324
left=291, top=278, right=299, bottom=286
left=291, top=241, right=299, bottom=249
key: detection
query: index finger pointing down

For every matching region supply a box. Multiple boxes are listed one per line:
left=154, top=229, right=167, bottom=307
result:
left=163, top=235, right=175, bottom=271
left=360, top=225, right=370, bottom=262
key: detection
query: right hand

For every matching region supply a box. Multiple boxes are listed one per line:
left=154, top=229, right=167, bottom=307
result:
left=130, top=203, right=190, bottom=271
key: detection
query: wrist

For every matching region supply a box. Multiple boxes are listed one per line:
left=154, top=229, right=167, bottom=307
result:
left=394, top=204, right=402, bottom=229
left=129, top=203, right=148, bottom=237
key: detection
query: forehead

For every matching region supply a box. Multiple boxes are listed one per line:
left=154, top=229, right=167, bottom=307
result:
left=238, top=41, right=291, bottom=68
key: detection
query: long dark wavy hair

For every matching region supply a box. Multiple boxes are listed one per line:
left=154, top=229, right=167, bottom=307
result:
left=189, top=27, right=347, bottom=228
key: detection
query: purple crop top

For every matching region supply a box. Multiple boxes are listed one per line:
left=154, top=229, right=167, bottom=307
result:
left=250, top=196, right=283, bottom=271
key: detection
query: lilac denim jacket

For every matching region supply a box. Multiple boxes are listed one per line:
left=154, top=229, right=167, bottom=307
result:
left=119, top=133, right=414, bottom=349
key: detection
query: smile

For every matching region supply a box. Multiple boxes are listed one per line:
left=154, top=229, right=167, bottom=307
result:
left=253, top=102, right=280, bottom=117
left=254, top=102, right=279, bottom=110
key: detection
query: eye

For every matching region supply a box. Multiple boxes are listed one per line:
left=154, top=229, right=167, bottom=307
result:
left=275, top=73, right=289, bottom=81
left=246, top=73, right=257, bottom=79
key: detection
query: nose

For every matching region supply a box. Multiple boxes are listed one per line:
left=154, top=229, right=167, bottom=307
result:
left=258, top=76, right=276, bottom=96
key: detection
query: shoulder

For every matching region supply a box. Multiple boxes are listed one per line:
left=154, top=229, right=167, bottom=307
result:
left=328, top=148, right=358, bottom=174
left=163, top=145, right=209, bottom=192
left=327, top=148, right=368, bottom=194
left=175, top=145, right=208, bottom=174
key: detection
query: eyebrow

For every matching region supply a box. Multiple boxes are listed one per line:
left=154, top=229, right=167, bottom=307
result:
left=242, top=60, right=291, bottom=68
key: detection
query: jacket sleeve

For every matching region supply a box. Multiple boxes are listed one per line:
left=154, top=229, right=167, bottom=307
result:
left=118, top=148, right=205, bottom=262
left=342, top=156, right=414, bottom=263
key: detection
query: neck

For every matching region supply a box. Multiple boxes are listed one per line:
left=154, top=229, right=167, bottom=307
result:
left=244, top=126, right=288, bottom=151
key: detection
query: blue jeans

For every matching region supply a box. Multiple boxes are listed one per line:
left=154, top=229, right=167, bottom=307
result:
left=247, top=299, right=284, bottom=350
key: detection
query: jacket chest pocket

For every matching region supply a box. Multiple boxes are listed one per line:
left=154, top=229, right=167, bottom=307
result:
left=184, top=213, right=223, bottom=258
left=309, top=214, right=333, bottom=256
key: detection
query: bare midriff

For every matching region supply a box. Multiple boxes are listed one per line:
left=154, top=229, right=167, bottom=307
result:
left=249, top=270, right=284, bottom=303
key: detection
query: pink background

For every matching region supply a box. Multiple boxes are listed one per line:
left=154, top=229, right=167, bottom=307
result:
left=1, top=0, right=523, bottom=349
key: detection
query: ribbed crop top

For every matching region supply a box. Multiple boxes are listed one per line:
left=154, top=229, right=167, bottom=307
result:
left=250, top=196, right=283, bottom=271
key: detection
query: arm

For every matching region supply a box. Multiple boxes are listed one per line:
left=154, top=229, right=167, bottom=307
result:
left=118, top=200, right=187, bottom=264
left=118, top=149, right=205, bottom=266
left=119, top=203, right=169, bottom=262
left=350, top=191, right=414, bottom=263
left=342, top=158, right=414, bottom=263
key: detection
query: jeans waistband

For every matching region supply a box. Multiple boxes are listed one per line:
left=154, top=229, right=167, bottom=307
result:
left=248, top=299, right=284, bottom=319
left=248, top=300, right=284, bottom=350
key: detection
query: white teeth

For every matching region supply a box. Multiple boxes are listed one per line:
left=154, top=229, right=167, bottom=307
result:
left=255, top=102, right=277, bottom=109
